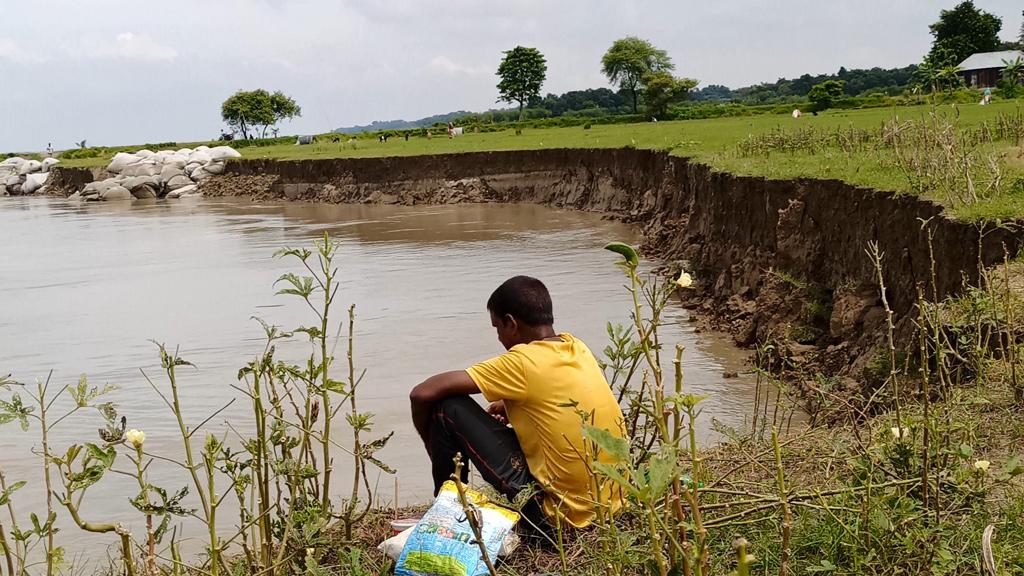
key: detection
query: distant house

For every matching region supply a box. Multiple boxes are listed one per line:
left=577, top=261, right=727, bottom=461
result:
left=958, top=50, right=1024, bottom=88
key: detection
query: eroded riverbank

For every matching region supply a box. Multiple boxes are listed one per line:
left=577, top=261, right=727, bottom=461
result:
left=164, top=148, right=1024, bottom=390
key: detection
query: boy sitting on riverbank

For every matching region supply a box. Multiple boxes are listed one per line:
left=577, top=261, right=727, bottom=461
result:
left=409, top=275, right=625, bottom=535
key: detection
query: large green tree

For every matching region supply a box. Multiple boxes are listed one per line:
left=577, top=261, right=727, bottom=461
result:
left=496, top=46, right=547, bottom=121
left=221, top=89, right=301, bottom=139
left=924, top=1, right=1002, bottom=68
left=641, top=72, right=698, bottom=119
left=601, top=37, right=674, bottom=114
left=807, top=79, right=846, bottom=111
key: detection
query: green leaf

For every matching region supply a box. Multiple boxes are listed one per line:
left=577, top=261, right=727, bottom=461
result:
left=593, top=462, right=639, bottom=498
left=583, top=425, right=630, bottom=462
left=604, top=242, right=639, bottom=267
left=1002, top=455, right=1024, bottom=477
left=85, top=443, right=116, bottom=469
left=69, top=465, right=107, bottom=492
left=274, top=273, right=315, bottom=299
left=0, top=481, right=26, bottom=506
left=806, top=559, right=837, bottom=573
left=645, top=453, right=677, bottom=498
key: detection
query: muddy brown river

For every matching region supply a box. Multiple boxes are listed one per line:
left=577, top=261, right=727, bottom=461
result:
left=0, top=196, right=760, bottom=561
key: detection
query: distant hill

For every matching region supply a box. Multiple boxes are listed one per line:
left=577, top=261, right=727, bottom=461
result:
left=334, top=111, right=472, bottom=134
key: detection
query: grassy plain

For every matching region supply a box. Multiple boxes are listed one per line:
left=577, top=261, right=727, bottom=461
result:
left=60, top=100, right=1024, bottom=219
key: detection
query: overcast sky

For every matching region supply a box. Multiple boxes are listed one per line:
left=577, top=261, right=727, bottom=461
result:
left=1, top=0, right=1021, bottom=151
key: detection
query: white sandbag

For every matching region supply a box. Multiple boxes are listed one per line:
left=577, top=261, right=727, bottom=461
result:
left=159, top=164, right=184, bottom=183
left=41, top=158, right=60, bottom=172
left=67, top=191, right=82, bottom=201
left=165, top=184, right=197, bottom=198
left=86, top=178, right=121, bottom=195
left=166, top=174, right=192, bottom=191
left=0, top=157, right=24, bottom=167
left=122, top=175, right=158, bottom=191
left=100, top=185, right=132, bottom=201
left=107, top=152, right=140, bottom=174
left=131, top=184, right=158, bottom=199
left=4, top=174, right=21, bottom=187
left=175, top=148, right=192, bottom=156
left=22, top=172, right=49, bottom=194
left=122, top=161, right=160, bottom=178
left=164, top=154, right=187, bottom=169
left=187, top=150, right=211, bottom=165
left=0, top=166, right=16, bottom=179
left=202, top=161, right=226, bottom=175
left=190, top=167, right=214, bottom=181
left=153, top=150, right=172, bottom=162
left=18, top=160, right=42, bottom=175
left=208, top=146, right=241, bottom=161
left=195, top=145, right=210, bottom=152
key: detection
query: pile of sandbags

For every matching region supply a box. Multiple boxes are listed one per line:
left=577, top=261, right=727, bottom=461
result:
left=71, top=145, right=240, bottom=202
left=0, top=156, right=59, bottom=196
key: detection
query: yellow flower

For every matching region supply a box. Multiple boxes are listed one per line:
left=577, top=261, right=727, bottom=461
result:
left=974, top=460, right=990, bottom=472
left=675, top=272, right=693, bottom=289
left=125, top=429, right=145, bottom=449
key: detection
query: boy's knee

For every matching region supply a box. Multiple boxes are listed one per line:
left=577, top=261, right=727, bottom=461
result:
left=434, top=395, right=475, bottom=420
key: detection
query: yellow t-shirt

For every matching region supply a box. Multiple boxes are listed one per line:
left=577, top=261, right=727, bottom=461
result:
left=465, top=333, right=625, bottom=528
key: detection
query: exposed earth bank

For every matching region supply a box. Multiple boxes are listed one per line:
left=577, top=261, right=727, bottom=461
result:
left=51, top=149, right=1024, bottom=396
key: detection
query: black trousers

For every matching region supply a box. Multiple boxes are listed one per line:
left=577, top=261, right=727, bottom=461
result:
left=429, top=395, right=551, bottom=537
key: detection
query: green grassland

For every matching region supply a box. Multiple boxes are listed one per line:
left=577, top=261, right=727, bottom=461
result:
left=59, top=100, right=1024, bottom=219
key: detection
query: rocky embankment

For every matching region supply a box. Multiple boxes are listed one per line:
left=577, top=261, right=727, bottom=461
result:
left=191, top=149, right=1022, bottom=390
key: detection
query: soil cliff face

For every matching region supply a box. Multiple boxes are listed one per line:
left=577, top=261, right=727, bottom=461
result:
left=149, top=149, right=1024, bottom=377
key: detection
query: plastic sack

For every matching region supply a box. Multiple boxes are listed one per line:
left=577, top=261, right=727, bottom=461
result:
left=380, top=527, right=519, bottom=563
left=208, top=146, right=241, bottom=161
left=107, top=152, right=140, bottom=174
left=22, top=172, right=49, bottom=194
left=395, top=481, right=519, bottom=576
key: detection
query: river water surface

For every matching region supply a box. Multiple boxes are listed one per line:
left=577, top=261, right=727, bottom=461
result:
left=0, top=196, right=758, bottom=561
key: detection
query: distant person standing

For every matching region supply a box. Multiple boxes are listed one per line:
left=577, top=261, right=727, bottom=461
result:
left=46, top=143, right=54, bottom=158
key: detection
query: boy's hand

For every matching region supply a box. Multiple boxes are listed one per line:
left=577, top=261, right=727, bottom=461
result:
left=487, top=400, right=508, bottom=424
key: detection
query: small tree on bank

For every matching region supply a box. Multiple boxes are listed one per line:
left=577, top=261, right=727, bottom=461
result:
left=496, top=46, right=547, bottom=122
left=221, top=89, right=301, bottom=140
left=601, top=37, right=674, bottom=114
left=642, top=72, right=698, bottom=119
left=807, top=79, right=846, bottom=112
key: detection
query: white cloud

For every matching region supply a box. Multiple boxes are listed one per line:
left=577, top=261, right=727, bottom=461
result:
left=90, top=32, right=177, bottom=62
left=424, top=56, right=490, bottom=77
left=0, top=38, right=42, bottom=63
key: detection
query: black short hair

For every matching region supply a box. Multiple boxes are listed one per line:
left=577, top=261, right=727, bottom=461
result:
left=486, top=276, right=554, bottom=326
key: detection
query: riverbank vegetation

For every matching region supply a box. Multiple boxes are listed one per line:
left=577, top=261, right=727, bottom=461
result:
left=2, top=232, right=1023, bottom=575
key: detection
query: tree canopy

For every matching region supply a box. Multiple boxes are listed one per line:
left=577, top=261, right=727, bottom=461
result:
left=221, top=89, right=301, bottom=140
left=601, top=37, right=674, bottom=113
left=496, top=46, right=547, bottom=121
left=642, top=72, right=698, bottom=119
left=924, top=1, right=1002, bottom=68
left=807, top=80, right=846, bottom=111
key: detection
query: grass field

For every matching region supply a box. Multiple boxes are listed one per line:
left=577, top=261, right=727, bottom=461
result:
left=60, top=100, right=1024, bottom=219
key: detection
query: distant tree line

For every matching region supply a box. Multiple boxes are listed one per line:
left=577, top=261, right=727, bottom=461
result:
left=691, top=65, right=919, bottom=104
